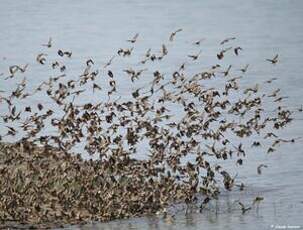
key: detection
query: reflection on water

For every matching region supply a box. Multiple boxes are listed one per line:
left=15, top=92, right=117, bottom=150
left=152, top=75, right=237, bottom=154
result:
left=1, top=0, right=303, bottom=229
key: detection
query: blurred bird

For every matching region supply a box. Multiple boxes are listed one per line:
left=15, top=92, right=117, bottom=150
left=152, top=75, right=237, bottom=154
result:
left=169, top=29, right=182, bottom=42
left=266, top=54, right=279, bottom=64
left=42, top=37, right=52, bottom=48
left=257, top=164, right=268, bottom=175
left=220, top=37, right=236, bottom=45
left=127, top=33, right=139, bottom=43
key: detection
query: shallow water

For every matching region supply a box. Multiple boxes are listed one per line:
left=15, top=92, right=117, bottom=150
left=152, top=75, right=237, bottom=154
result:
left=1, top=0, right=303, bottom=229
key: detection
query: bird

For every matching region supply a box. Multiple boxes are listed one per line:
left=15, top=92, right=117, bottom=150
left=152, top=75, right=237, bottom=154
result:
left=234, top=47, right=242, bottom=55
left=86, top=59, right=94, bottom=66
left=103, top=56, right=115, bottom=68
left=222, top=65, right=232, bottom=76
left=127, top=33, right=139, bottom=43
left=36, top=53, right=47, bottom=64
left=252, top=196, right=264, bottom=205
left=238, top=202, right=251, bottom=214
left=257, top=164, right=268, bottom=175
left=64, top=51, right=72, bottom=58
left=193, top=38, right=205, bottom=45
left=264, top=77, right=277, bottom=84
left=239, top=64, right=249, bottom=73
left=220, top=37, right=236, bottom=45
left=169, top=29, right=182, bottom=42
left=188, top=50, right=201, bottom=60
left=266, top=54, right=279, bottom=64
left=42, top=37, right=52, bottom=48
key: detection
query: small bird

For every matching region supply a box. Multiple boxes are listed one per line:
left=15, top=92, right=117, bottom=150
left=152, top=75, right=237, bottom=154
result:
left=253, top=196, right=264, bottom=205
left=266, top=54, right=279, bottom=64
left=36, top=53, right=47, bottom=64
left=234, top=47, right=242, bottom=55
left=42, top=37, right=52, bottom=48
left=264, top=77, right=277, bottom=84
left=188, top=50, right=201, bottom=60
left=127, top=33, right=139, bottom=43
left=257, top=164, right=268, bottom=175
left=103, top=56, right=115, bottom=68
left=64, top=51, right=72, bottom=58
left=222, top=65, right=232, bottom=76
left=238, top=202, right=251, bottom=214
left=274, top=96, right=288, bottom=102
left=220, top=37, right=236, bottom=45
left=239, top=64, right=249, bottom=73
left=161, top=44, right=168, bottom=56
left=52, top=61, right=60, bottom=69
left=58, top=50, right=64, bottom=57
left=93, top=83, right=102, bottom=93
left=193, top=38, right=205, bottom=45
left=169, top=29, right=182, bottom=42
left=86, top=59, right=94, bottom=66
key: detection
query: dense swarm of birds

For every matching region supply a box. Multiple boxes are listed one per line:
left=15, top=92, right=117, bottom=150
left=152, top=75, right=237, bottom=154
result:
left=0, top=31, right=301, bottom=228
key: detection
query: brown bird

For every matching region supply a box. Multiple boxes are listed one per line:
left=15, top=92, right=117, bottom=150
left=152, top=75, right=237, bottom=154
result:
left=86, top=59, right=94, bottom=66
left=252, top=196, right=264, bottom=205
left=220, top=37, right=236, bottom=45
left=36, top=53, right=47, bottom=64
left=103, top=56, right=115, bottom=68
left=234, top=47, right=242, bottom=55
left=188, top=50, right=201, bottom=60
left=266, top=54, right=279, bottom=64
left=42, top=37, right=52, bottom=48
left=93, top=83, right=102, bottom=93
left=239, top=64, right=249, bottom=73
left=127, top=33, right=139, bottom=43
left=238, top=202, right=251, bottom=214
left=264, top=77, right=277, bottom=84
left=257, top=164, right=268, bottom=175
left=193, top=38, right=205, bottom=45
left=222, top=65, right=232, bottom=76
left=169, top=29, right=182, bottom=42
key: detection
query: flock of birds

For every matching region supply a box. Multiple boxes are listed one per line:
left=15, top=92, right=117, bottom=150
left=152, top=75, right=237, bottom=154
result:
left=0, top=29, right=301, bottom=227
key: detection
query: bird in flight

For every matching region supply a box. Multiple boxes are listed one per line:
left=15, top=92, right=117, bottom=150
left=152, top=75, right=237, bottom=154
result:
left=220, top=37, right=236, bottom=45
left=42, top=37, right=52, bottom=48
left=193, top=38, right=205, bottom=45
left=188, top=50, right=202, bottom=60
left=239, top=64, right=249, bottom=73
left=257, top=164, right=268, bottom=175
left=169, top=29, right=182, bottom=42
left=238, top=201, right=251, bottom=214
left=234, top=47, right=242, bottom=55
left=103, top=56, right=115, bottom=68
left=127, top=33, right=139, bottom=43
left=266, top=54, right=279, bottom=64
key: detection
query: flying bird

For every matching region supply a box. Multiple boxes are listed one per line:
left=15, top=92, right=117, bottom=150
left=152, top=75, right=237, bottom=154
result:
left=257, top=164, right=268, bottom=175
left=127, top=33, right=139, bottom=43
left=220, top=37, right=236, bottom=45
left=266, top=54, right=279, bottom=64
left=188, top=50, right=201, bottom=60
left=234, top=47, right=242, bottom=55
left=169, top=29, right=182, bottom=42
left=42, top=37, right=52, bottom=48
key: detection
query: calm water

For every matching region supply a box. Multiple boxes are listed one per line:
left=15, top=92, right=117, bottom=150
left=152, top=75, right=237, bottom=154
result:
left=1, top=0, right=303, bottom=229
